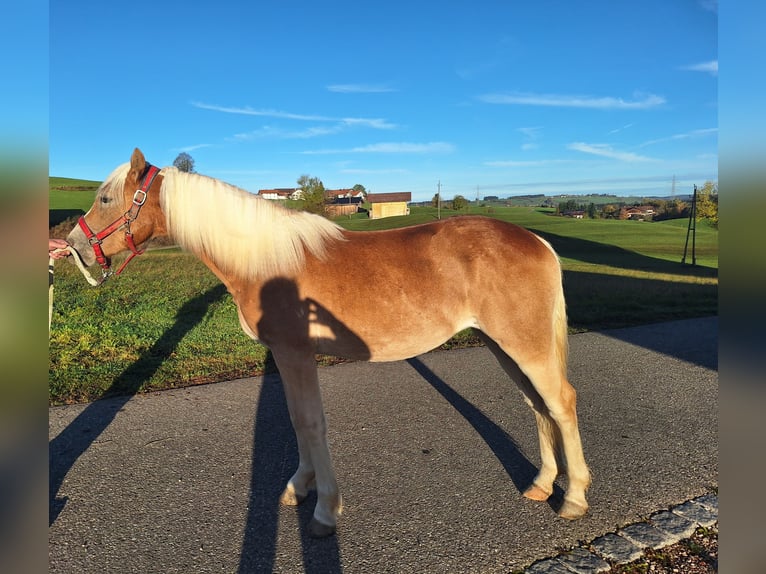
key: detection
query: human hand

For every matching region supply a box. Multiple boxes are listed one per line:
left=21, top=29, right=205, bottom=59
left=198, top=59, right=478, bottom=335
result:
left=49, top=238, right=71, bottom=259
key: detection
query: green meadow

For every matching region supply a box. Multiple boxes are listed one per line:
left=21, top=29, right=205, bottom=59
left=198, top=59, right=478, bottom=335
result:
left=49, top=190, right=717, bottom=405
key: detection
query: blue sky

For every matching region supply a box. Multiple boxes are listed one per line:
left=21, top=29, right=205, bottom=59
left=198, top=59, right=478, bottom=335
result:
left=49, top=0, right=717, bottom=202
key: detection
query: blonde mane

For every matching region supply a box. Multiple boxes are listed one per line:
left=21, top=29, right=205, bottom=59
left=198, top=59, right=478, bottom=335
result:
left=94, top=163, right=131, bottom=205
left=157, top=167, right=344, bottom=280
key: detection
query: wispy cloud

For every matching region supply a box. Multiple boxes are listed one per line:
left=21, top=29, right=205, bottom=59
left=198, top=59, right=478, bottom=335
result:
left=567, top=142, right=654, bottom=162
left=608, top=123, right=635, bottom=135
left=340, top=167, right=410, bottom=175
left=518, top=126, right=543, bottom=139
left=326, top=84, right=397, bottom=93
left=517, top=126, right=543, bottom=151
left=175, top=143, right=214, bottom=152
left=231, top=125, right=343, bottom=141
left=680, top=60, right=718, bottom=76
left=302, top=142, right=455, bottom=155
left=479, top=92, right=666, bottom=110
left=341, top=117, right=397, bottom=129
left=484, top=159, right=572, bottom=168
left=638, top=127, right=718, bottom=147
left=192, top=101, right=328, bottom=121
left=191, top=101, right=396, bottom=130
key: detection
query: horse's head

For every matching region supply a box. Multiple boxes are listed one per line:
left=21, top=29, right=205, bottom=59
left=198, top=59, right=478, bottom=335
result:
left=67, top=148, right=167, bottom=279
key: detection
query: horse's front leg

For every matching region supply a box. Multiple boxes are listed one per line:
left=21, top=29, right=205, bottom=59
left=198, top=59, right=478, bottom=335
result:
left=272, top=348, right=342, bottom=537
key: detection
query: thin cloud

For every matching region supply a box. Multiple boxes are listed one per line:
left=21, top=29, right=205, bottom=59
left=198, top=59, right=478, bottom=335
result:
left=175, top=143, right=213, bottom=152
left=352, top=142, right=454, bottom=153
left=484, top=158, right=573, bottom=168
left=638, top=128, right=718, bottom=148
left=608, top=123, right=635, bottom=135
left=567, top=142, right=654, bottom=162
left=517, top=126, right=543, bottom=151
left=191, top=101, right=395, bottom=129
left=479, top=92, right=666, bottom=110
left=302, top=142, right=455, bottom=155
left=231, top=125, right=343, bottom=141
left=341, top=117, right=397, bottom=129
left=680, top=60, right=718, bottom=76
left=192, top=101, right=328, bottom=121
left=517, top=126, right=543, bottom=139
left=340, top=168, right=409, bottom=175
left=327, top=84, right=397, bottom=93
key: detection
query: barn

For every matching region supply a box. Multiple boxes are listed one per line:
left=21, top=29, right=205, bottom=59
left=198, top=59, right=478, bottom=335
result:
left=367, top=192, right=412, bottom=219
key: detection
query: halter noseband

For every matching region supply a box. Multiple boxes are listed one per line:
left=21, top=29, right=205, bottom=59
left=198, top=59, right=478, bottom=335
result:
left=77, top=163, right=160, bottom=282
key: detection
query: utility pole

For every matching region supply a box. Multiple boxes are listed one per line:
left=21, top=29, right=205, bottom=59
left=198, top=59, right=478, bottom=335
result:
left=437, top=180, right=441, bottom=220
left=682, top=184, right=697, bottom=265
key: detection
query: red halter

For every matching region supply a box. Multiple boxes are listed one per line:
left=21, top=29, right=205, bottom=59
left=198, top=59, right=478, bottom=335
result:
left=77, top=164, right=160, bottom=282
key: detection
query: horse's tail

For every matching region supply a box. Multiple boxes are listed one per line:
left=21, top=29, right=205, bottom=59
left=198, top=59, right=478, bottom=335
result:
left=535, top=234, right=569, bottom=378
left=552, top=271, right=569, bottom=379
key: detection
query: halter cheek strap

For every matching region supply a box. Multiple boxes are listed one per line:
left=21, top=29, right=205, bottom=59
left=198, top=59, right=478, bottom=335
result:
left=77, top=164, right=160, bottom=282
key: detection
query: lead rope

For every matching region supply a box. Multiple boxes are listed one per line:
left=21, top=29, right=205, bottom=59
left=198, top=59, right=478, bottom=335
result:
left=49, top=246, right=100, bottom=334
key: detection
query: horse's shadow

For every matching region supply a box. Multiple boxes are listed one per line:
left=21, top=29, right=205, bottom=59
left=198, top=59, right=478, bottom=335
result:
left=238, top=277, right=349, bottom=573
left=49, top=283, right=229, bottom=525
left=406, top=357, right=565, bottom=511
left=237, top=361, right=343, bottom=574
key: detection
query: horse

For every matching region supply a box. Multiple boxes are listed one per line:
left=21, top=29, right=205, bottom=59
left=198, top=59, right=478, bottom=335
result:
left=66, top=148, right=591, bottom=537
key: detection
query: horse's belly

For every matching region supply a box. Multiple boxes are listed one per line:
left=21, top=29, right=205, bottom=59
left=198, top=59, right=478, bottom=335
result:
left=314, top=314, right=478, bottom=363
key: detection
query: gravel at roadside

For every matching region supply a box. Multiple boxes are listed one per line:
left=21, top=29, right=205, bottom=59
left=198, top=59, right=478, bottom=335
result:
left=521, top=493, right=718, bottom=573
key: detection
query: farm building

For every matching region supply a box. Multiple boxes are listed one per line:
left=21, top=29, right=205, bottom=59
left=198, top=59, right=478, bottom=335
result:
left=257, top=188, right=304, bottom=200
left=324, top=188, right=365, bottom=217
left=623, top=206, right=655, bottom=220
left=367, top=192, right=411, bottom=219
left=325, top=188, right=365, bottom=202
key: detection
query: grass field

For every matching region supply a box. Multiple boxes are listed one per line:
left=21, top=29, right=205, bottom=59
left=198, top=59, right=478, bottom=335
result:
left=49, top=196, right=717, bottom=405
left=49, top=177, right=100, bottom=226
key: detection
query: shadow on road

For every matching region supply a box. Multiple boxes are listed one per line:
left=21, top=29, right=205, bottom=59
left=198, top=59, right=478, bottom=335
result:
left=406, top=357, right=565, bottom=509
left=601, top=316, right=718, bottom=371
left=49, top=284, right=228, bottom=525
left=237, top=352, right=343, bottom=574
left=235, top=277, right=353, bottom=573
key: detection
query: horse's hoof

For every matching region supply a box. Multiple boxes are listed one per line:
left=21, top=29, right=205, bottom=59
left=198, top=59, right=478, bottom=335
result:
left=279, top=485, right=306, bottom=507
left=309, top=518, right=337, bottom=538
left=523, top=484, right=552, bottom=502
left=558, top=499, right=588, bottom=520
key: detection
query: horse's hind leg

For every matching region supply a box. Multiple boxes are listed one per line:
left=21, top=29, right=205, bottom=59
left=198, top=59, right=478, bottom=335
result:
left=477, top=334, right=561, bottom=498
left=526, top=364, right=590, bottom=519
left=477, top=332, right=590, bottom=519
left=271, top=348, right=342, bottom=537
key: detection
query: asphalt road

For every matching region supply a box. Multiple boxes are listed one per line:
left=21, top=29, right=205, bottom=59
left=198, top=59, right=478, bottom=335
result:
left=49, top=317, right=718, bottom=573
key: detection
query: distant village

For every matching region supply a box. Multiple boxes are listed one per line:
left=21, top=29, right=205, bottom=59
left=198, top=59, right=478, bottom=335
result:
left=257, top=185, right=717, bottom=223
left=257, top=187, right=412, bottom=219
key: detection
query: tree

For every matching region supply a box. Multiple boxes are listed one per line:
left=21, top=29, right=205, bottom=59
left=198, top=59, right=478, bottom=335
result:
left=601, top=203, right=618, bottom=219
left=352, top=184, right=367, bottom=200
left=695, top=180, right=718, bottom=228
left=297, top=174, right=327, bottom=217
left=452, top=194, right=468, bottom=210
left=431, top=193, right=441, bottom=208
left=173, top=152, right=195, bottom=173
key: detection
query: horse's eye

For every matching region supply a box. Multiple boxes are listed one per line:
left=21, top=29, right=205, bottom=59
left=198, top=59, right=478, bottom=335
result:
left=100, top=196, right=110, bottom=204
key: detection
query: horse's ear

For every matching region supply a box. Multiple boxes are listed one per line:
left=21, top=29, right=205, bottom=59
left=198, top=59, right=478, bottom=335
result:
left=128, top=148, right=146, bottom=181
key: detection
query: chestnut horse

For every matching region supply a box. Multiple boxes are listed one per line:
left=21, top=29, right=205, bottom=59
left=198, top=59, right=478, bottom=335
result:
left=67, top=148, right=590, bottom=536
